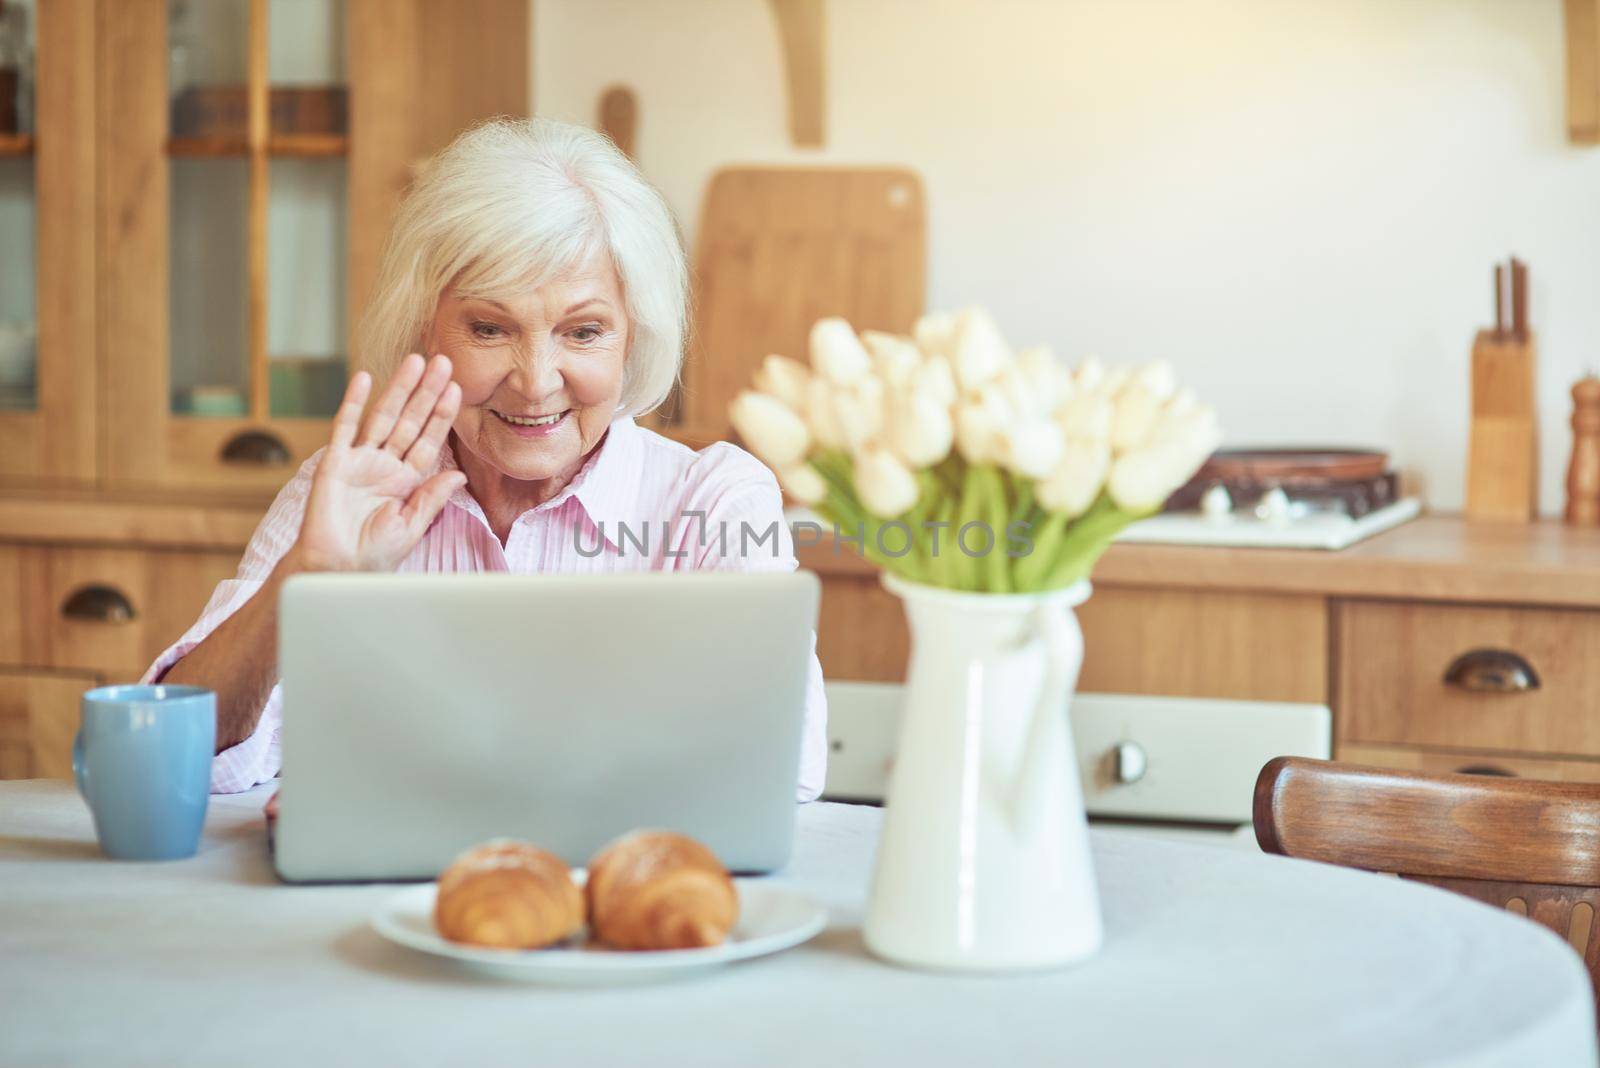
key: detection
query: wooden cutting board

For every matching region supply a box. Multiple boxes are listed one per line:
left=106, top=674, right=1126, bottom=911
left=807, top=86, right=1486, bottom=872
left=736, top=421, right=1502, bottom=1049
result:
left=651, top=166, right=926, bottom=440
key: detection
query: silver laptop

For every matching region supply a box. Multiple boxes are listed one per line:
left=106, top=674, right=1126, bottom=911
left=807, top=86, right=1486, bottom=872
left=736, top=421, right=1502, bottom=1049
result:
left=272, top=571, right=819, bottom=883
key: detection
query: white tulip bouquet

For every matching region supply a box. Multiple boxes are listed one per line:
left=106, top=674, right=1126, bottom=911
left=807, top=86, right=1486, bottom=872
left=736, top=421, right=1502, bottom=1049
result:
left=728, top=308, right=1222, bottom=593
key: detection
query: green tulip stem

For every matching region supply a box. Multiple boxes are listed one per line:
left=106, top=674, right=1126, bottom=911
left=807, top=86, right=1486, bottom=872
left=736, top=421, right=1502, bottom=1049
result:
left=796, top=448, right=1150, bottom=595
left=930, top=492, right=959, bottom=589
left=1013, top=509, right=1069, bottom=592
left=1011, top=476, right=1035, bottom=526
left=944, top=462, right=987, bottom=591
left=1006, top=474, right=1035, bottom=589
left=978, top=465, right=1010, bottom=593
left=901, top=469, right=943, bottom=584
left=1034, top=495, right=1151, bottom=590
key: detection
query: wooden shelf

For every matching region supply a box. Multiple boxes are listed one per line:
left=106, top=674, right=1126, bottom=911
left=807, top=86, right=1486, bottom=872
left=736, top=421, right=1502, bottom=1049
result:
left=166, top=133, right=348, bottom=158
left=0, top=133, right=34, bottom=157
left=270, top=132, right=347, bottom=157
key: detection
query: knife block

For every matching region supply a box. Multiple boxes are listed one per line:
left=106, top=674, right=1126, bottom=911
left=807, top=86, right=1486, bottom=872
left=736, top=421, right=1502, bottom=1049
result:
left=1466, top=329, right=1538, bottom=521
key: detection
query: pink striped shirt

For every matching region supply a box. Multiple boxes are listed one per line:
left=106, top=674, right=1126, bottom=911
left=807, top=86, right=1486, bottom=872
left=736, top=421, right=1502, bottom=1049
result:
left=142, top=416, right=828, bottom=801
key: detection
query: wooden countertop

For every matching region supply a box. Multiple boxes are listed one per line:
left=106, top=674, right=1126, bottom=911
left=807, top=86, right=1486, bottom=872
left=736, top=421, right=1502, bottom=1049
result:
left=796, top=514, right=1600, bottom=610
left=8, top=495, right=1600, bottom=609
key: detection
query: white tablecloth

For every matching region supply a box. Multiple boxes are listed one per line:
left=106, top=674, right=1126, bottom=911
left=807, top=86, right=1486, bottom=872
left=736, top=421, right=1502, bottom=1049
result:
left=1, top=780, right=1595, bottom=1067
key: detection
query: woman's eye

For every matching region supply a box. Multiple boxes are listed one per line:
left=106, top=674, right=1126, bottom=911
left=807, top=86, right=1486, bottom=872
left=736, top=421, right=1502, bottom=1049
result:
left=470, top=321, right=504, bottom=339
left=570, top=325, right=604, bottom=343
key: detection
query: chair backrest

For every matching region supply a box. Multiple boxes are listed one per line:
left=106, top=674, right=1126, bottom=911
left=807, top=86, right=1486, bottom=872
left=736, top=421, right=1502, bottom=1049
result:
left=1255, top=757, right=1600, bottom=1013
left=645, top=166, right=925, bottom=440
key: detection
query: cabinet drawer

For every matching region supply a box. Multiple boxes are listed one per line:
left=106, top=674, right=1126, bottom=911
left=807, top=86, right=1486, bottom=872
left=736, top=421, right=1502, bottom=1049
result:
left=21, top=547, right=238, bottom=680
left=1337, top=599, right=1600, bottom=757
left=0, top=670, right=98, bottom=780
left=1079, top=586, right=1328, bottom=703
left=816, top=574, right=910, bottom=683
left=1337, top=743, right=1600, bottom=785
left=0, top=544, right=23, bottom=664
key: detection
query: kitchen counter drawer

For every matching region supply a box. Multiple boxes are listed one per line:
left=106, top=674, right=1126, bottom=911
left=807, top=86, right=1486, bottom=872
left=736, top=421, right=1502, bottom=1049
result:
left=0, top=670, right=98, bottom=780
left=19, top=546, right=238, bottom=680
left=1080, top=586, right=1327, bottom=703
left=1337, top=599, right=1600, bottom=757
left=1338, top=742, right=1600, bottom=784
left=0, top=545, right=22, bottom=665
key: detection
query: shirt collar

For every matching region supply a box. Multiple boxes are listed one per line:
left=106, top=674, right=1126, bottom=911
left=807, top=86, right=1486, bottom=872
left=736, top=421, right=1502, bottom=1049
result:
left=438, top=415, right=648, bottom=549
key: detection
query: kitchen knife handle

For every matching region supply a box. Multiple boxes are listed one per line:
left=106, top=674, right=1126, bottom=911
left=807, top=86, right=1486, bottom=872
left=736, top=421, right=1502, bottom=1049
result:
left=1494, top=264, right=1506, bottom=336
left=1510, top=257, right=1528, bottom=339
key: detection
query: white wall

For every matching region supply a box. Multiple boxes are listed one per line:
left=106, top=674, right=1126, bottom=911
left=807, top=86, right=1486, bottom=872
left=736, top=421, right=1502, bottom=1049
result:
left=532, top=0, right=1600, bottom=514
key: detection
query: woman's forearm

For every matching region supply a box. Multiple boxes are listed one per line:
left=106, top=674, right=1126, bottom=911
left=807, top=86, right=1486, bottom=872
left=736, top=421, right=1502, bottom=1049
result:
left=163, top=546, right=307, bottom=752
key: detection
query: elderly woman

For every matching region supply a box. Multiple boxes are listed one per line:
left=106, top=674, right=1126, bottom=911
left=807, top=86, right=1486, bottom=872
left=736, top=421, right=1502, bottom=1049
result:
left=144, top=118, right=827, bottom=802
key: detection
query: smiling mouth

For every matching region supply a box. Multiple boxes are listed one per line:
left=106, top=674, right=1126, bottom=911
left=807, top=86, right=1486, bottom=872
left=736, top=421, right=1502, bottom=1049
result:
left=491, top=409, right=568, bottom=427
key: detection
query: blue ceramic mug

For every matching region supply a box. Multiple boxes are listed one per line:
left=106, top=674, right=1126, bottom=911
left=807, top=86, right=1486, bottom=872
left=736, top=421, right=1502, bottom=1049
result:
left=74, top=685, right=215, bottom=861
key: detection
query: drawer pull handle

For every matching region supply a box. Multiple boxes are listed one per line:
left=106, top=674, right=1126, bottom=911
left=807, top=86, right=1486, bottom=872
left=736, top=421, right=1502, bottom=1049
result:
left=1456, top=764, right=1517, bottom=777
left=220, top=429, right=290, bottom=466
left=1443, top=649, right=1540, bottom=694
left=61, top=585, right=137, bottom=624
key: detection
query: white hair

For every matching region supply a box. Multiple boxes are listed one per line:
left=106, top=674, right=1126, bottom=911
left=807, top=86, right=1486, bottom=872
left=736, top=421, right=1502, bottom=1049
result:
left=358, top=117, right=688, bottom=418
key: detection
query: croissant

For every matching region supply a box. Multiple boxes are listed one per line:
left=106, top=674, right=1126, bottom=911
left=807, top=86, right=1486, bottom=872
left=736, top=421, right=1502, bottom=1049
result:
left=433, top=840, right=584, bottom=950
left=585, top=831, right=740, bottom=950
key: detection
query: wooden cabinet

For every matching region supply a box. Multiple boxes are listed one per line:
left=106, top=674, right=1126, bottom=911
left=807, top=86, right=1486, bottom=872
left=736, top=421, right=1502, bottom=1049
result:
left=0, top=0, right=97, bottom=486
left=98, top=0, right=528, bottom=495
left=1, top=0, right=527, bottom=494
left=20, top=546, right=240, bottom=680
left=1338, top=600, right=1600, bottom=758
left=1338, top=742, right=1600, bottom=784
left=0, top=543, right=25, bottom=664
left=812, top=568, right=909, bottom=683
left=0, top=536, right=241, bottom=781
left=799, top=516, right=1600, bottom=783
left=0, top=0, right=528, bottom=777
left=0, top=0, right=531, bottom=770
left=0, top=670, right=98, bottom=780
left=799, top=550, right=1329, bottom=704
left=1076, top=586, right=1326, bottom=703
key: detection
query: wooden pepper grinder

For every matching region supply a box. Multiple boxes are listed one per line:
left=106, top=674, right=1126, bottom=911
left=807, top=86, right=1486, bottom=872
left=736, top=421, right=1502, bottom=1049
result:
left=1567, top=375, right=1600, bottom=525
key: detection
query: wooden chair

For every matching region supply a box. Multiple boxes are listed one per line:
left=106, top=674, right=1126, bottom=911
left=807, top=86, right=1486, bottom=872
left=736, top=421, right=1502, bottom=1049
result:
left=1254, top=757, right=1600, bottom=1014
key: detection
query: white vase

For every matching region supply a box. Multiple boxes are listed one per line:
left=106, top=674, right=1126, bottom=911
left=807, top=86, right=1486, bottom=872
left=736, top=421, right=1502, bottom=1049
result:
left=862, top=572, right=1103, bottom=971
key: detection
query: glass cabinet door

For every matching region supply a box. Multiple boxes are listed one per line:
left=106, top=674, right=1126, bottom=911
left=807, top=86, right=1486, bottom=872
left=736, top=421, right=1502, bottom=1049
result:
left=154, top=0, right=348, bottom=484
left=0, top=0, right=95, bottom=485
left=99, top=0, right=350, bottom=490
left=168, top=0, right=251, bottom=418
left=0, top=0, right=34, bottom=415
left=97, top=0, right=523, bottom=492
left=266, top=0, right=347, bottom=419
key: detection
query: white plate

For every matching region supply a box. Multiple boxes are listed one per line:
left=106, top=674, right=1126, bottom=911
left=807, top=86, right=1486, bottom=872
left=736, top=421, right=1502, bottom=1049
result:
left=370, top=872, right=828, bottom=985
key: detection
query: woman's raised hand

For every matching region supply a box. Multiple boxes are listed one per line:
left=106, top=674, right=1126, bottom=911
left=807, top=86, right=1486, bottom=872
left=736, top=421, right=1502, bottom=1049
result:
left=293, top=353, right=467, bottom=573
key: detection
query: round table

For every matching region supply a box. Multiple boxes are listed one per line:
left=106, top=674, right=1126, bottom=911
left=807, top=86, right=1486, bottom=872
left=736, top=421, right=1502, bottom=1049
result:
left=0, top=780, right=1593, bottom=1067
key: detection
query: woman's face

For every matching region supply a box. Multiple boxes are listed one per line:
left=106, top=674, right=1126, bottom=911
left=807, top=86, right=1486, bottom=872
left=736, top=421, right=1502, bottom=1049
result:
left=427, top=248, right=629, bottom=485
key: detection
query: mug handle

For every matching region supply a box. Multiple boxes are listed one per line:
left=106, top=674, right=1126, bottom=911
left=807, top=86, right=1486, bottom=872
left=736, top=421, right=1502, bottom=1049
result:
left=73, top=728, right=90, bottom=803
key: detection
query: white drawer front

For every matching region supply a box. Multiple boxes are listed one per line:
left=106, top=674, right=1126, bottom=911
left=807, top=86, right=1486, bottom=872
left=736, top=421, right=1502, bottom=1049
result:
left=1074, top=694, right=1330, bottom=823
left=823, top=683, right=1330, bottom=821
left=821, top=681, right=904, bottom=802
